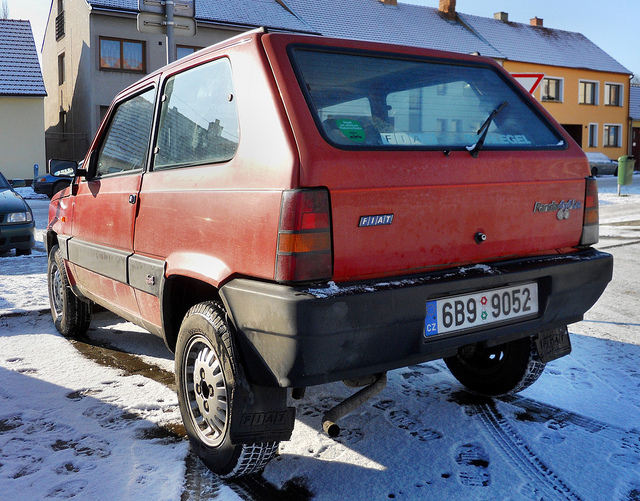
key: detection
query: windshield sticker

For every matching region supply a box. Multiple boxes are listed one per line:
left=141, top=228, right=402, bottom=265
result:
left=485, top=134, right=532, bottom=145
left=380, top=132, right=533, bottom=147
left=336, top=119, right=366, bottom=143
left=380, top=132, right=438, bottom=145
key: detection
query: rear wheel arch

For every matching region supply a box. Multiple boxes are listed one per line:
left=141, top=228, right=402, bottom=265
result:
left=161, top=274, right=222, bottom=352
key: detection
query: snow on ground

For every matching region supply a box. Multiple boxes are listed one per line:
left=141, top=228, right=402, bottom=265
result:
left=0, top=179, right=639, bottom=500
left=598, top=173, right=640, bottom=206
left=0, top=313, right=188, bottom=501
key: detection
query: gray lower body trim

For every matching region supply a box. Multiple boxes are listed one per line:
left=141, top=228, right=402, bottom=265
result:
left=66, top=237, right=164, bottom=298
left=220, top=248, right=613, bottom=388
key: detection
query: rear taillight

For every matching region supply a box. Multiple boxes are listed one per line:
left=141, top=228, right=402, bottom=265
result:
left=275, top=188, right=332, bottom=282
left=579, top=177, right=599, bottom=246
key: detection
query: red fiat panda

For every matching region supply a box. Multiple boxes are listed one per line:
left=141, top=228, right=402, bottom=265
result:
left=46, top=29, right=612, bottom=478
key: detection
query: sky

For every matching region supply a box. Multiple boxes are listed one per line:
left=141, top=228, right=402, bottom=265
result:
left=5, top=0, right=640, bottom=77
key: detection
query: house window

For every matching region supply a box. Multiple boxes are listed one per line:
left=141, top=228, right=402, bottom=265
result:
left=99, top=105, right=110, bottom=124
left=541, top=78, right=562, bottom=102
left=99, top=38, right=145, bottom=72
left=579, top=81, right=598, bottom=105
left=58, top=53, right=65, bottom=85
left=605, top=83, right=622, bottom=106
left=55, top=0, right=65, bottom=41
left=588, top=124, right=598, bottom=148
left=59, top=111, right=67, bottom=133
left=176, top=45, right=202, bottom=60
left=603, top=124, right=622, bottom=147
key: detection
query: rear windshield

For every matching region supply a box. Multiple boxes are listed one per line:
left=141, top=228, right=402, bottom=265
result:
left=291, top=48, right=565, bottom=151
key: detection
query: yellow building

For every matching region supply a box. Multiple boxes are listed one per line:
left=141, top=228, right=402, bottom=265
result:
left=506, top=61, right=630, bottom=159
left=461, top=12, right=632, bottom=160
left=631, top=85, right=640, bottom=160
left=0, top=20, right=47, bottom=181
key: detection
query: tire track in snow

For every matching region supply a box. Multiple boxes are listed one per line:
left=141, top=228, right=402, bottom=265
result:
left=475, top=401, right=583, bottom=501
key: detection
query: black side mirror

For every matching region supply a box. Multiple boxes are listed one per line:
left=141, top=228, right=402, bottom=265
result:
left=49, top=159, right=78, bottom=177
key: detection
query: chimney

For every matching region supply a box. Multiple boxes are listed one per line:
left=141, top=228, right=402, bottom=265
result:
left=439, top=0, right=456, bottom=20
left=379, top=0, right=397, bottom=5
left=494, top=12, right=508, bottom=22
left=530, top=17, right=543, bottom=27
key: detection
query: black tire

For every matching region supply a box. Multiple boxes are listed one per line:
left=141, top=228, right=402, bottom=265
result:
left=591, top=167, right=598, bottom=177
left=175, top=301, right=278, bottom=478
left=47, top=244, right=92, bottom=337
left=444, top=336, right=545, bottom=396
left=15, top=248, right=32, bottom=256
left=52, top=181, right=70, bottom=198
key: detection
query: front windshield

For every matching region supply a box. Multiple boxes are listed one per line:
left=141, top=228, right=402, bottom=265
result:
left=291, top=48, right=564, bottom=151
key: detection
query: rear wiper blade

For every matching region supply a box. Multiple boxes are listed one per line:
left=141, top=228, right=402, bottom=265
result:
left=466, top=101, right=508, bottom=158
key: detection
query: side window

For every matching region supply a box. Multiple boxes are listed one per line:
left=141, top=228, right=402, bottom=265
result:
left=154, top=58, right=239, bottom=170
left=96, top=88, right=156, bottom=177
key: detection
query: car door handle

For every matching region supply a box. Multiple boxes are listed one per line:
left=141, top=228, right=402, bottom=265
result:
left=129, top=194, right=137, bottom=204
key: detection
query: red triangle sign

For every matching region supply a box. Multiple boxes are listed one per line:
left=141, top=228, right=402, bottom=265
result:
left=511, top=73, right=545, bottom=94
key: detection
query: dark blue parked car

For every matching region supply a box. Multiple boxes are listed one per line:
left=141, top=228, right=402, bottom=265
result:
left=0, top=171, right=35, bottom=256
left=33, top=159, right=78, bottom=198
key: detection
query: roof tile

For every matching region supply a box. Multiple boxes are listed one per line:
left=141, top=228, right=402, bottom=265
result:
left=86, top=0, right=629, bottom=75
left=280, top=0, right=502, bottom=57
left=460, top=13, right=630, bottom=74
left=0, top=20, right=47, bottom=97
left=88, top=0, right=316, bottom=32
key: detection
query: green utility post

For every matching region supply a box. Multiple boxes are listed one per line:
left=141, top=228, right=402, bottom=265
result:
left=617, top=155, right=635, bottom=195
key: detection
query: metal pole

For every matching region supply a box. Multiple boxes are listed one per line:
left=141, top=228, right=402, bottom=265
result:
left=165, top=0, right=175, bottom=64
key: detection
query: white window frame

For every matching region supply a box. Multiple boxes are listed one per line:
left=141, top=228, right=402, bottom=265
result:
left=588, top=123, right=598, bottom=148
left=579, top=79, right=599, bottom=105
left=604, top=82, right=624, bottom=107
left=603, top=123, right=623, bottom=148
left=541, top=76, right=564, bottom=103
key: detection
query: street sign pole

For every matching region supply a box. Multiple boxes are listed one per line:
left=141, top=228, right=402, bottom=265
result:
left=138, top=0, right=195, bottom=65
left=166, top=0, right=175, bottom=64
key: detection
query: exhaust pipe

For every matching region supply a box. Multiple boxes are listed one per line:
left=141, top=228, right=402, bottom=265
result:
left=322, top=373, right=387, bottom=438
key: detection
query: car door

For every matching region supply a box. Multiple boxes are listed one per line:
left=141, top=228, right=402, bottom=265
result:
left=67, top=85, right=156, bottom=318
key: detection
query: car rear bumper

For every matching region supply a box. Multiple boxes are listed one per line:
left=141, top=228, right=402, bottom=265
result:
left=0, top=224, right=36, bottom=252
left=220, top=248, right=613, bottom=387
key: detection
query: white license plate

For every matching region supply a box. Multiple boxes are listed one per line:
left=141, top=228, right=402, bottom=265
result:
left=425, top=283, right=538, bottom=337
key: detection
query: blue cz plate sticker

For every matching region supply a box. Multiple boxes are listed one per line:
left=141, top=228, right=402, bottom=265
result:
left=425, top=283, right=538, bottom=338
left=425, top=301, right=438, bottom=336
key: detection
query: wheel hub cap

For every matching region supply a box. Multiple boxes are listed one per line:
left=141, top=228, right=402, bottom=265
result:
left=51, top=265, right=63, bottom=316
left=187, top=342, right=228, bottom=446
